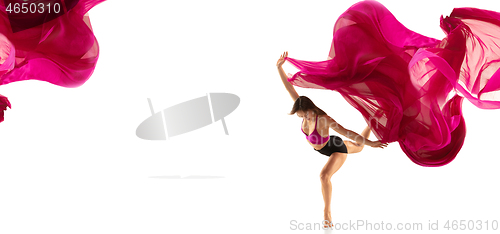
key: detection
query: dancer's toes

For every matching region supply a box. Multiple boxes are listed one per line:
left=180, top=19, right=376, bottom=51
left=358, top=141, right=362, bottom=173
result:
left=323, top=219, right=334, bottom=228
left=323, top=213, right=333, bottom=228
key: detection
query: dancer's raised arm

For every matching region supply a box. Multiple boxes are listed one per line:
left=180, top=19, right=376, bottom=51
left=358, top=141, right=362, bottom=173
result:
left=277, top=51, right=299, bottom=101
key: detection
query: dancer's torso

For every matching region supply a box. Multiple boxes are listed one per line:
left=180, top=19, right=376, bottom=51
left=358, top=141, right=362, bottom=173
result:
left=302, top=114, right=330, bottom=150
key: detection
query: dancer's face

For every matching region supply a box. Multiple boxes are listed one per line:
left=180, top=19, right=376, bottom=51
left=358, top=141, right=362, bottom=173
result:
left=297, top=110, right=314, bottom=121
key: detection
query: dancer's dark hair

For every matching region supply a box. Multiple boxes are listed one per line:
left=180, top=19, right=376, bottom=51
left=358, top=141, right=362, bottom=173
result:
left=289, top=96, right=327, bottom=116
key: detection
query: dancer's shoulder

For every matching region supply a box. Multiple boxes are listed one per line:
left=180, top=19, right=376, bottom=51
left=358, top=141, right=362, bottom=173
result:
left=318, top=114, right=346, bottom=130
left=317, top=114, right=336, bottom=124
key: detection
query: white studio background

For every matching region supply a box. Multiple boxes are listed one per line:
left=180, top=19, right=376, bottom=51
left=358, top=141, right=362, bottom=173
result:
left=0, top=0, right=498, bottom=233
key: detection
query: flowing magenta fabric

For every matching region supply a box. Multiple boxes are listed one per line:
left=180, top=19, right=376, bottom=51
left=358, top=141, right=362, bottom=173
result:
left=285, top=0, right=500, bottom=166
left=0, top=0, right=105, bottom=123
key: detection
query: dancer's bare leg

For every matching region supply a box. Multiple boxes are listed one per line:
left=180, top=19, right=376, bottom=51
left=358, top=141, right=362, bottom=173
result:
left=320, top=152, right=347, bottom=228
left=344, top=125, right=371, bottom=154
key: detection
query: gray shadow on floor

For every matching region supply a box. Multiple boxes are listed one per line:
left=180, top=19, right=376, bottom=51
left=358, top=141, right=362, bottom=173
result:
left=149, top=175, right=225, bottom=179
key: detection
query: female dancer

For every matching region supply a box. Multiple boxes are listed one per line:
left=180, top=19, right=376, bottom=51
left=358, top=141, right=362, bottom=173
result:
left=277, top=51, right=388, bottom=227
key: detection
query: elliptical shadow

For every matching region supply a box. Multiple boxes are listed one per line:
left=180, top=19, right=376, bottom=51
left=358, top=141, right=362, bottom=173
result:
left=149, top=175, right=225, bottom=179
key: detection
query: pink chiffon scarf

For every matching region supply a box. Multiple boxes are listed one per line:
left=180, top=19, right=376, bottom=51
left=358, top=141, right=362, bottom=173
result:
left=285, top=0, right=500, bottom=166
left=0, top=0, right=105, bottom=123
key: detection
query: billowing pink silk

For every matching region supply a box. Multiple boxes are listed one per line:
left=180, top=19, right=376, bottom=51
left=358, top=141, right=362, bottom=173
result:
left=0, top=0, right=105, bottom=123
left=285, top=1, right=500, bottom=166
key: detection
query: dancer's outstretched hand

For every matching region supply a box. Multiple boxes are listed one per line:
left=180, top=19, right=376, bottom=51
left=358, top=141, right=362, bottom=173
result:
left=276, top=51, right=288, bottom=68
left=368, top=140, right=388, bottom=149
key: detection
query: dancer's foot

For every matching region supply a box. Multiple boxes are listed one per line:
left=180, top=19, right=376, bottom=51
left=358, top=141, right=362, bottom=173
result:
left=323, top=212, right=333, bottom=228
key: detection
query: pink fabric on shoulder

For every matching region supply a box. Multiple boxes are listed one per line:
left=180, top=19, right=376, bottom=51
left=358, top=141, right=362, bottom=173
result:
left=0, top=0, right=105, bottom=123
left=285, top=0, right=500, bottom=166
